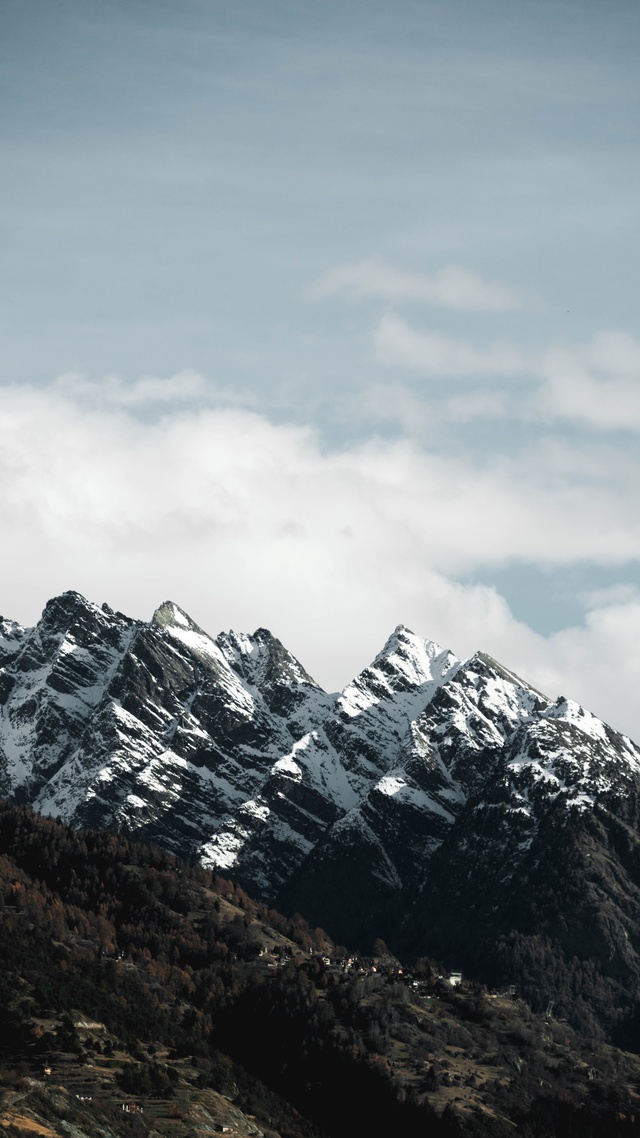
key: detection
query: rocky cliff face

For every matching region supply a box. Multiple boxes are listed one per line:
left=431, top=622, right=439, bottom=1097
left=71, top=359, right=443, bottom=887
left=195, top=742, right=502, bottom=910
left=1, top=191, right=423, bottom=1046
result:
left=0, top=596, right=469, bottom=889
left=3, top=591, right=640, bottom=1002
left=0, top=594, right=329, bottom=859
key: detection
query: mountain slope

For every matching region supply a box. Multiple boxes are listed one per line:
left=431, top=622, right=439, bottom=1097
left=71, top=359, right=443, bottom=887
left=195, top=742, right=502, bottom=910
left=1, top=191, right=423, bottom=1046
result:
left=0, top=596, right=465, bottom=898
left=4, top=591, right=640, bottom=1045
left=0, top=594, right=328, bottom=860
left=277, top=651, right=553, bottom=945
left=200, top=625, right=459, bottom=895
left=3, top=799, right=640, bottom=1138
left=402, top=699, right=640, bottom=1041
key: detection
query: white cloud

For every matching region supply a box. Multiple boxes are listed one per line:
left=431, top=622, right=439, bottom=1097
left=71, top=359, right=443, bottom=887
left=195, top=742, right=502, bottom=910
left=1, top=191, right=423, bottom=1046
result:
left=516, top=599, right=640, bottom=741
left=368, top=317, right=640, bottom=431
left=1, top=380, right=640, bottom=738
left=53, top=369, right=211, bottom=407
left=585, top=332, right=640, bottom=377
left=538, top=335, right=640, bottom=430
left=581, top=583, right=639, bottom=609
left=309, top=259, right=521, bottom=311
left=374, top=314, right=528, bottom=377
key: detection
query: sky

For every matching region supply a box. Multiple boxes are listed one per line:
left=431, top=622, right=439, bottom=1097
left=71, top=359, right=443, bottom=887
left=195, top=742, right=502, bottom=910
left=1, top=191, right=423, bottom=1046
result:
left=1, top=0, right=640, bottom=736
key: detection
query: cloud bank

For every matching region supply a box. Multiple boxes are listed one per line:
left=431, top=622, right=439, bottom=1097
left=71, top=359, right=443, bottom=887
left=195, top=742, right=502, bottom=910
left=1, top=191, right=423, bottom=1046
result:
left=1, top=377, right=639, bottom=740
left=372, top=314, right=640, bottom=431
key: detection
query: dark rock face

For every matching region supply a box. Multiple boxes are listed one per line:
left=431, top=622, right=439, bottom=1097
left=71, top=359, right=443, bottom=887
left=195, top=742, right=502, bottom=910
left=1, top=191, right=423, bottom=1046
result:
left=198, top=625, right=461, bottom=896
left=0, top=594, right=326, bottom=859
left=0, top=593, right=136, bottom=804
left=277, top=651, right=554, bottom=940
left=4, top=590, right=640, bottom=1037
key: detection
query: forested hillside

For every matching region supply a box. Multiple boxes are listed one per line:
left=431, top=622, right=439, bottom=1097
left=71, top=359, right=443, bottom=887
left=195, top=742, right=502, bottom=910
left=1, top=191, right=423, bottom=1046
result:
left=1, top=801, right=640, bottom=1137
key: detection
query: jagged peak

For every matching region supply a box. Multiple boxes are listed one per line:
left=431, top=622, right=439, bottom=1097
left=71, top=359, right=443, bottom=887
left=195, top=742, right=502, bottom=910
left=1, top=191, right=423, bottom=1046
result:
left=152, top=600, right=202, bottom=632
left=543, top=696, right=633, bottom=747
left=254, top=626, right=276, bottom=642
left=0, top=616, right=27, bottom=661
left=374, top=624, right=450, bottom=664
left=151, top=601, right=230, bottom=670
left=467, top=651, right=550, bottom=700
left=38, top=591, right=129, bottom=638
left=216, top=627, right=321, bottom=690
left=0, top=615, right=26, bottom=638
left=335, top=627, right=459, bottom=721
left=216, top=628, right=264, bottom=656
left=369, top=624, right=458, bottom=685
left=42, top=590, right=96, bottom=619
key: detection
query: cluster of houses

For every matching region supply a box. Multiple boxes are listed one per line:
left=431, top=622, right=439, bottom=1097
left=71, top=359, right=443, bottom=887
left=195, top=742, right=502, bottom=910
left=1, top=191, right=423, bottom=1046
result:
left=253, top=944, right=524, bottom=1005
left=261, top=946, right=465, bottom=990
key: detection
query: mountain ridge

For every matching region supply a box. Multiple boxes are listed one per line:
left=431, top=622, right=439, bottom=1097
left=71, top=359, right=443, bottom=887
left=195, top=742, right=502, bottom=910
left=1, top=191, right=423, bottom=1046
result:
left=4, top=591, right=640, bottom=1042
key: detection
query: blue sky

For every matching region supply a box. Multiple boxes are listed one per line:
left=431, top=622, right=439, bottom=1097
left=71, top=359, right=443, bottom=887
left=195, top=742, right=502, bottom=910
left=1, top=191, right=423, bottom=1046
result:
left=2, top=0, right=640, bottom=734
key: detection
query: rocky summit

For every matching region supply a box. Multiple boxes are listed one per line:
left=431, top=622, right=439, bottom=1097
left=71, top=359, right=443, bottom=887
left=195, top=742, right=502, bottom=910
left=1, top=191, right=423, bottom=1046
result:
left=3, top=590, right=640, bottom=1039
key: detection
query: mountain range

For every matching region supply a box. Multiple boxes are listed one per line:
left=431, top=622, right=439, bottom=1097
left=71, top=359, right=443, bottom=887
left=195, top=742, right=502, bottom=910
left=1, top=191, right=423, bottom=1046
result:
left=3, top=590, right=640, bottom=1041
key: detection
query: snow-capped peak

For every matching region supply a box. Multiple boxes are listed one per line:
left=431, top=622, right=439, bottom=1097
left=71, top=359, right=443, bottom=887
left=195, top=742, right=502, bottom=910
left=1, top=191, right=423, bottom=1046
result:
left=152, top=600, right=230, bottom=668
left=0, top=617, right=26, bottom=658
left=372, top=624, right=459, bottom=688
left=216, top=627, right=320, bottom=690
left=152, top=600, right=200, bottom=632
left=338, top=625, right=459, bottom=719
left=40, top=590, right=105, bottom=626
left=544, top=696, right=614, bottom=741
